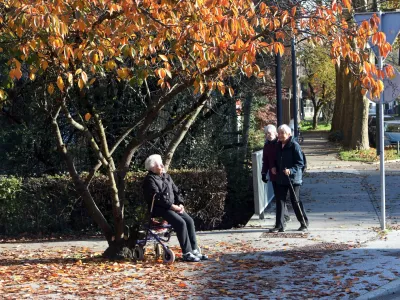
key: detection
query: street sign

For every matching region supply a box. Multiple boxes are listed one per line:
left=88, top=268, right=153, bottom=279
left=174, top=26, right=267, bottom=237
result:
left=367, top=65, right=400, bottom=104
left=383, top=67, right=400, bottom=102
left=354, top=12, right=400, bottom=58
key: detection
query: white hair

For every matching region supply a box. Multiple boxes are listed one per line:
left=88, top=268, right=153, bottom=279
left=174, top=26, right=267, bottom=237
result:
left=264, top=124, right=277, bottom=134
left=144, top=154, right=163, bottom=171
left=278, top=124, right=292, bottom=135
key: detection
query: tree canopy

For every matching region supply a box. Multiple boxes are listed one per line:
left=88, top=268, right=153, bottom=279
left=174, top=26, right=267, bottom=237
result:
left=0, top=0, right=395, bottom=102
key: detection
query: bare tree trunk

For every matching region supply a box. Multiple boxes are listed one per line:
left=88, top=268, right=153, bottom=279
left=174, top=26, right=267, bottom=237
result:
left=338, top=66, right=348, bottom=134
left=67, top=95, right=124, bottom=244
left=92, top=112, right=124, bottom=243
left=346, top=0, right=370, bottom=150
left=336, top=0, right=371, bottom=149
left=308, top=83, right=320, bottom=129
left=51, top=107, right=113, bottom=242
left=164, top=96, right=208, bottom=171
left=241, top=93, right=253, bottom=162
left=313, top=105, right=323, bottom=129
left=332, top=64, right=344, bottom=132
left=342, top=69, right=354, bottom=147
left=350, top=87, right=370, bottom=149
left=340, top=1, right=355, bottom=145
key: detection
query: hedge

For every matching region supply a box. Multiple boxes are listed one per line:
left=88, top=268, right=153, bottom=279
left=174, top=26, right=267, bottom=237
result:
left=0, top=169, right=227, bottom=235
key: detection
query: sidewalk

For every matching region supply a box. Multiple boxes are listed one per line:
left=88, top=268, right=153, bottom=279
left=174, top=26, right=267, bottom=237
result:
left=244, top=170, right=400, bottom=299
left=1, top=131, right=400, bottom=299
left=244, top=131, right=400, bottom=299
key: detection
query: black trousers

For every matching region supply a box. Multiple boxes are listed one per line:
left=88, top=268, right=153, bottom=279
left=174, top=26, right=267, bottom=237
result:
left=153, top=208, right=197, bottom=254
left=276, top=184, right=308, bottom=229
left=272, top=181, right=290, bottom=226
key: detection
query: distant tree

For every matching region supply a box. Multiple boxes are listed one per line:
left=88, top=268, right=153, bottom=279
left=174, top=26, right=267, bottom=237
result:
left=299, top=44, right=336, bottom=129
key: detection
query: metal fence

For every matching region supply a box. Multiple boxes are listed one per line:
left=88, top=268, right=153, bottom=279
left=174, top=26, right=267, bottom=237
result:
left=251, top=150, right=275, bottom=219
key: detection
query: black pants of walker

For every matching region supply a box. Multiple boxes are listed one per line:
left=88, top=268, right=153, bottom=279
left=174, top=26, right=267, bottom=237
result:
left=276, top=184, right=308, bottom=229
left=153, top=208, right=197, bottom=254
left=272, top=181, right=290, bottom=225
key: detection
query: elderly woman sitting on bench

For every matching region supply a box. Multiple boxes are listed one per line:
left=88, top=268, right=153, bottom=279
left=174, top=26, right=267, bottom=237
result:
left=142, top=154, right=208, bottom=262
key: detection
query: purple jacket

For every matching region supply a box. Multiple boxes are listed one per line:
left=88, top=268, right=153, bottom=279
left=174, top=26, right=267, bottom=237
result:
left=261, top=138, right=278, bottom=182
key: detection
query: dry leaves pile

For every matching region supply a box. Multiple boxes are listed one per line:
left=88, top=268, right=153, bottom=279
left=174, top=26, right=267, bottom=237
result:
left=0, top=245, right=194, bottom=299
left=1, top=239, right=399, bottom=299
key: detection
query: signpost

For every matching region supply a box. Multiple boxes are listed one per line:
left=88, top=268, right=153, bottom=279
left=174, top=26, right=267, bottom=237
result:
left=292, top=37, right=299, bottom=138
left=354, top=11, right=400, bottom=230
left=276, top=53, right=283, bottom=126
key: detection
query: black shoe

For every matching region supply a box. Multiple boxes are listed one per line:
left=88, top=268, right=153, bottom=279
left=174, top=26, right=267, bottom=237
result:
left=269, top=227, right=285, bottom=233
left=298, top=225, right=308, bottom=232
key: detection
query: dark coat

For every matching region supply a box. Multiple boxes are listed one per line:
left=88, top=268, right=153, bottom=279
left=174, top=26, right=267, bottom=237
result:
left=262, top=138, right=278, bottom=182
left=276, top=137, right=304, bottom=186
left=142, top=172, right=184, bottom=211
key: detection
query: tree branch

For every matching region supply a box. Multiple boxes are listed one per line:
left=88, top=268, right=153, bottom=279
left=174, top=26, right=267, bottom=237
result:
left=61, top=101, right=109, bottom=168
left=164, top=91, right=210, bottom=170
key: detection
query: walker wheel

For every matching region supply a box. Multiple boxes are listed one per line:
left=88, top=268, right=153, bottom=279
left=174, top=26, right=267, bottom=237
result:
left=154, top=243, right=163, bottom=259
left=134, top=245, right=144, bottom=261
left=162, top=247, right=175, bottom=264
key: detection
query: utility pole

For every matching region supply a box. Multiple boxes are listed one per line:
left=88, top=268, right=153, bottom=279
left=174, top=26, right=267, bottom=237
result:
left=291, top=37, right=298, bottom=138
left=276, top=53, right=283, bottom=126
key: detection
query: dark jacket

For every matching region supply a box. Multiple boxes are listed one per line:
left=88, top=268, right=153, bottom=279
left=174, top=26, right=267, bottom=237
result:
left=276, top=137, right=304, bottom=186
left=262, top=138, right=278, bottom=182
left=142, top=172, right=184, bottom=211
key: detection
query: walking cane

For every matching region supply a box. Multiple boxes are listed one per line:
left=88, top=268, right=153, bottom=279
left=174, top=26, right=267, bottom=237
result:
left=286, top=173, right=308, bottom=229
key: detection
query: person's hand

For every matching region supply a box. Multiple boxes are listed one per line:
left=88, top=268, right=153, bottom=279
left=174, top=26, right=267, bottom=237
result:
left=271, top=167, right=277, bottom=175
left=171, top=204, right=183, bottom=213
left=178, top=204, right=185, bottom=214
left=261, top=174, right=268, bottom=183
left=283, top=168, right=290, bottom=176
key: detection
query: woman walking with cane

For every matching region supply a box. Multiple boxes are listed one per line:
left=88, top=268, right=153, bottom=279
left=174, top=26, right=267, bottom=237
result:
left=262, top=125, right=291, bottom=229
left=271, top=124, right=309, bottom=232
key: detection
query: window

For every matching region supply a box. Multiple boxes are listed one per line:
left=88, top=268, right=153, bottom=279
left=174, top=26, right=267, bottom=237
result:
left=385, top=124, right=400, bottom=133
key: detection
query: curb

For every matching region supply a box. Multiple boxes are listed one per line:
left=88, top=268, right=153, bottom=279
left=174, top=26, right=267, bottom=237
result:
left=365, top=158, right=400, bottom=165
left=356, top=278, right=400, bottom=300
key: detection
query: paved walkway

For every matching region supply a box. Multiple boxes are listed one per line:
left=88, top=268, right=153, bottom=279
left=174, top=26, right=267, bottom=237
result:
left=246, top=131, right=400, bottom=299
left=302, top=131, right=400, bottom=171
left=1, top=131, right=400, bottom=299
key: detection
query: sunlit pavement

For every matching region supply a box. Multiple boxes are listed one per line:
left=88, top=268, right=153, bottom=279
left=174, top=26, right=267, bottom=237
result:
left=239, top=131, right=400, bottom=299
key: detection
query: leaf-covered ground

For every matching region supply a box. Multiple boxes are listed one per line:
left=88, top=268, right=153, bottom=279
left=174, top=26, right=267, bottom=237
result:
left=1, top=235, right=399, bottom=299
left=2, top=166, right=400, bottom=299
left=0, top=245, right=191, bottom=299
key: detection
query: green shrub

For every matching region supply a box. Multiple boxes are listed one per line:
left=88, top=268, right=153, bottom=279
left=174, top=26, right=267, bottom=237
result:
left=0, top=169, right=227, bottom=235
left=339, top=148, right=400, bottom=162
left=170, top=170, right=227, bottom=230
left=301, top=120, right=332, bottom=131
left=0, top=176, right=23, bottom=234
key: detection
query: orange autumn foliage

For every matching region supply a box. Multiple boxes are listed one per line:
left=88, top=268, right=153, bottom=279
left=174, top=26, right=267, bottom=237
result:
left=0, top=0, right=393, bottom=100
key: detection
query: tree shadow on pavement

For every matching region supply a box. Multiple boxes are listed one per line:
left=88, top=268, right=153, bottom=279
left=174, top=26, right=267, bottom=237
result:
left=187, top=244, right=400, bottom=300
